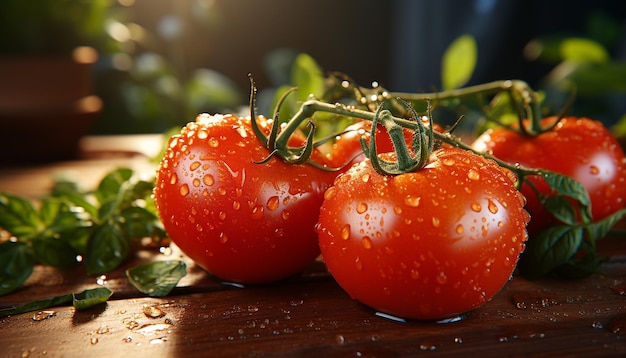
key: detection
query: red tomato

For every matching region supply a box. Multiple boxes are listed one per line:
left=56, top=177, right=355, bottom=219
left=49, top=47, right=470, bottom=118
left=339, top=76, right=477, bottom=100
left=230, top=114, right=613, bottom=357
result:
left=472, top=116, right=626, bottom=234
left=328, top=119, right=442, bottom=169
left=154, top=113, right=336, bottom=284
left=317, top=147, right=529, bottom=320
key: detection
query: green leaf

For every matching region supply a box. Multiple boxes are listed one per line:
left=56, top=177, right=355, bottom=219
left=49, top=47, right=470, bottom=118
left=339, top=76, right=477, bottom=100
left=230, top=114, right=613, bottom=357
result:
left=126, top=260, right=187, bottom=297
left=584, top=208, right=626, bottom=241
left=560, top=38, right=609, bottom=64
left=73, top=287, right=113, bottom=310
left=0, top=287, right=113, bottom=317
left=0, top=293, right=72, bottom=318
left=0, top=193, right=41, bottom=239
left=120, top=206, right=164, bottom=239
left=85, top=224, right=129, bottom=275
left=52, top=180, right=99, bottom=219
left=31, top=238, right=77, bottom=268
left=518, top=225, right=583, bottom=279
left=0, top=241, right=35, bottom=296
left=95, top=167, right=133, bottom=204
left=291, top=53, right=325, bottom=102
left=441, top=34, right=477, bottom=90
left=539, top=171, right=592, bottom=223
left=542, top=195, right=578, bottom=225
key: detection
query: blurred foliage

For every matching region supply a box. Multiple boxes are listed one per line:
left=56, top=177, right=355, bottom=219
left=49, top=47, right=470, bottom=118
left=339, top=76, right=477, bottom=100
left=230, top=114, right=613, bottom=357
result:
left=93, top=1, right=244, bottom=134
left=524, top=11, right=626, bottom=128
left=0, top=0, right=119, bottom=55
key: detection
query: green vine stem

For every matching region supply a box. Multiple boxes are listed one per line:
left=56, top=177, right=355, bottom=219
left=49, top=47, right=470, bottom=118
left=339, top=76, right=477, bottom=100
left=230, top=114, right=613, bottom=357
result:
left=327, top=74, right=548, bottom=137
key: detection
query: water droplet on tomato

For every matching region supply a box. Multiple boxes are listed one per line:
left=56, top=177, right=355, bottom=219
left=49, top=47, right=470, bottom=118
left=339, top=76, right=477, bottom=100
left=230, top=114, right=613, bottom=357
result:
left=251, top=205, right=264, bottom=220
left=274, top=228, right=284, bottom=237
left=361, top=173, right=370, bottom=183
left=267, top=196, right=280, bottom=211
left=324, top=187, right=337, bottom=200
left=442, top=158, right=455, bottom=166
left=455, top=224, right=464, bottom=234
left=179, top=184, right=189, bottom=196
left=471, top=202, right=481, bottom=212
left=218, top=211, right=227, bottom=220
left=355, top=257, right=363, bottom=271
left=436, top=272, right=447, bottom=285
left=170, top=174, right=178, bottom=185
left=393, top=206, right=403, bottom=215
left=219, top=233, right=228, bottom=243
left=208, top=137, right=219, bottom=147
left=192, top=178, right=200, bottom=187
left=590, top=165, right=600, bottom=175
left=281, top=211, right=290, bottom=220
left=487, top=199, right=498, bottom=214
left=410, top=269, right=419, bottom=280
left=467, top=168, right=480, bottom=180
left=432, top=217, right=441, bottom=228
left=404, top=196, right=421, bottom=207
left=362, top=237, right=373, bottom=249
left=356, top=202, right=368, bottom=214
left=341, top=225, right=351, bottom=240
left=190, top=161, right=201, bottom=171
left=203, top=174, right=214, bottom=186
left=232, top=201, right=241, bottom=210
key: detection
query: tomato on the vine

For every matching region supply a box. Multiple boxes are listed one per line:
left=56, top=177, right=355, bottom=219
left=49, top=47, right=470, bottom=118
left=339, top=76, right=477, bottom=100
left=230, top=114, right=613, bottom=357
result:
left=154, top=113, right=336, bottom=284
left=472, top=116, right=626, bottom=234
left=316, top=147, right=529, bottom=320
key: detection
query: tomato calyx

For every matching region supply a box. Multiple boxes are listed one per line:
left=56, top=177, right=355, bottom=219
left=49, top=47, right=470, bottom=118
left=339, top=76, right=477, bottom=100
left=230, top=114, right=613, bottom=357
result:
left=363, top=99, right=434, bottom=175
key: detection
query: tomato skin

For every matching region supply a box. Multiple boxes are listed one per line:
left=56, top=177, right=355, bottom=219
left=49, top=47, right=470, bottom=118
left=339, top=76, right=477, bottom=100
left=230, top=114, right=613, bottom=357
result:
left=472, top=116, right=626, bottom=234
left=317, top=147, right=529, bottom=320
left=154, top=114, right=336, bottom=284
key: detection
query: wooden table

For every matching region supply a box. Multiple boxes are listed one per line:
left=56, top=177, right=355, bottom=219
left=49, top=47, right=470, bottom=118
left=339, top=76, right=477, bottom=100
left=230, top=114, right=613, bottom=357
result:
left=1, top=135, right=626, bottom=357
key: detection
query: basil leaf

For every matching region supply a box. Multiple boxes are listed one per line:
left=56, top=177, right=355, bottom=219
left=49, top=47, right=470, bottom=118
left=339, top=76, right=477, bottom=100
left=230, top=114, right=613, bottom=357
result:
left=0, top=193, right=41, bottom=239
left=85, top=224, right=129, bottom=275
left=31, top=238, right=77, bottom=268
left=0, top=241, right=35, bottom=296
left=73, top=287, right=113, bottom=310
left=126, top=260, right=187, bottom=297
left=441, top=34, right=477, bottom=90
left=95, top=168, right=133, bottom=204
left=120, top=206, right=163, bottom=238
left=0, top=293, right=72, bottom=318
left=0, top=287, right=113, bottom=317
left=518, top=225, right=583, bottom=279
left=584, top=208, right=626, bottom=241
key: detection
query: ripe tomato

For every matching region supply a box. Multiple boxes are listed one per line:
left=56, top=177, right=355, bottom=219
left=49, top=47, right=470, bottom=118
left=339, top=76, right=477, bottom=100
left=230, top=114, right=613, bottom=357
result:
left=328, top=119, right=442, bottom=169
left=317, top=147, right=529, bottom=320
left=472, top=116, right=626, bottom=234
left=154, top=113, right=336, bottom=284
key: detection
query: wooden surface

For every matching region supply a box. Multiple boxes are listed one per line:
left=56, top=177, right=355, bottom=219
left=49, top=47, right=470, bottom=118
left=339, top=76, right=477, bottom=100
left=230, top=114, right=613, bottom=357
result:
left=1, top=135, right=626, bottom=357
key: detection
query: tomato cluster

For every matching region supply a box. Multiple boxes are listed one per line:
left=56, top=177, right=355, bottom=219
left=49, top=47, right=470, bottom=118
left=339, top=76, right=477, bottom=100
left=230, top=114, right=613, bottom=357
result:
left=154, top=110, right=625, bottom=321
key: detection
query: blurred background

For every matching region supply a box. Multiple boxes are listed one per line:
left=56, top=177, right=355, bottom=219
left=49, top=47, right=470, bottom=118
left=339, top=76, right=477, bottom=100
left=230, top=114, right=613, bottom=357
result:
left=0, top=0, right=625, bottom=161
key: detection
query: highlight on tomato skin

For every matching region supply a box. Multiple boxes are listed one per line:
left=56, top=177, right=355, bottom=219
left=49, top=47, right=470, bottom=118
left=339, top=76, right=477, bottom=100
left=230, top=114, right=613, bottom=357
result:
left=471, top=116, right=626, bottom=235
left=153, top=113, right=337, bottom=284
left=316, top=147, right=530, bottom=321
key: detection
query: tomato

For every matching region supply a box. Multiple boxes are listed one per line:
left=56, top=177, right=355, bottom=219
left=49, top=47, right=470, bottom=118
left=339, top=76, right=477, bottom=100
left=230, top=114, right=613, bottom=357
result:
left=316, top=147, right=529, bottom=320
left=154, top=113, right=336, bottom=284
left=472, top=116, right=626, bottom=234
left=328, top=119, right=442, bottom=169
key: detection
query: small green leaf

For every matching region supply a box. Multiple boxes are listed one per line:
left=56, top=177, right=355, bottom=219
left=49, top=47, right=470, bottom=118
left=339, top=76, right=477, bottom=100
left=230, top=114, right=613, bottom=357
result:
left=291, top=53, right=325, bottom=102
left=0, top=241, right=35, bottom=296
left=0, top=287, right=113, bottom=317
left=95, top=168, right=133, bottom=203
left=584, top=208, right=626, bottom=241
left=0, top=193, right=41, bottom=239
left=518, top=225, right=583, bottom=279
left=441, top=34, right=477, bottom=90
left=0, top=293, right=72, bottom=318
left=31, top=238, right=77, bottom=268
left=539, top=171, right=592, bottom=223
left=73, top=287, right=113, bottom=310
left=126, top=260, right=187, bottom=297
left=120, top=206, right=164, bottom=239
left=85, top=224, right=129, bottom=275
left=560, top=38, right=609, bottom=63
left=542, top=195, right=577, bottom=225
